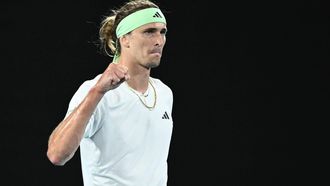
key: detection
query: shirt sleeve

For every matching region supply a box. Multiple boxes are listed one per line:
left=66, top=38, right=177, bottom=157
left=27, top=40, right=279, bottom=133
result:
left=65, top=80, right=103, bottom=138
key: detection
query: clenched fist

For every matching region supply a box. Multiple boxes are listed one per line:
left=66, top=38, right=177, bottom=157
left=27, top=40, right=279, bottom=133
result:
left=94, top=63, right=130, bottom=94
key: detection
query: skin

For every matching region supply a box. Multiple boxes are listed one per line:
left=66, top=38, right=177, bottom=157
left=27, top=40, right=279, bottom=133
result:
left=120, top=22, right=167, bottom=92
left=47, top=22, right=167, bottom=166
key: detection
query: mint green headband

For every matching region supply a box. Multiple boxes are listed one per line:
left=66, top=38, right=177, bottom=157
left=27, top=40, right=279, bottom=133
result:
left=113, top=7, right=166, bottom=63
left=116, top=7, right=166, bottom=38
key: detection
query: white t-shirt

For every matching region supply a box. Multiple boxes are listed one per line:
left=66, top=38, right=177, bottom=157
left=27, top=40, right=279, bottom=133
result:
left=66, top=75, right=173, bottom=186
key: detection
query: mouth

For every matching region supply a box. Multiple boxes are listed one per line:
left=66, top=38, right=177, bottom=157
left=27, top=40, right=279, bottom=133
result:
left=149, top=48, right=162, bottom=56
left=151, top=52, right=161, bottom=57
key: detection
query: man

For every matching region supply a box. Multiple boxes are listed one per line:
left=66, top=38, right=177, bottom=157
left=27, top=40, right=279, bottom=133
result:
left=47, top=0, right=173, bottom=185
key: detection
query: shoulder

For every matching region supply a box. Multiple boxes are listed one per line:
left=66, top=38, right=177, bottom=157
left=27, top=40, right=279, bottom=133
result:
left=150, top=77, right=173, bottom=98
left=69, top=74, right=102, bottom=102
left=66, top=74, right=102, bottom=116
left=150, top=77, right=171, bottom=90
left=78, top=74, right=102, bottom=91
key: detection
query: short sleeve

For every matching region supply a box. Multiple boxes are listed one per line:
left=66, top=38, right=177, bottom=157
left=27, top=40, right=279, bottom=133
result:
left=65, top=79, right=103, bottom=138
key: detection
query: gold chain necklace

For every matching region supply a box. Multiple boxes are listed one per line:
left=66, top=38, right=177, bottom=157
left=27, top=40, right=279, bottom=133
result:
left=126, top=80, right=157, bottom=110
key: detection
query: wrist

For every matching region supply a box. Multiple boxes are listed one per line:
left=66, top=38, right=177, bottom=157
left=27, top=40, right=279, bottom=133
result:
left=89, top=85, right=106, bottom=98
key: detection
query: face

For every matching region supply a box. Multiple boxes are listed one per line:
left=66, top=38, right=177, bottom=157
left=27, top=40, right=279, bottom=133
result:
left=124, top=22, right=167, bottom=69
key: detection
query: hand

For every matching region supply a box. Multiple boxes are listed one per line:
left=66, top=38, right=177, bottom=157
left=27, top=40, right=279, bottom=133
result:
left=95, top=63, right=130, bottom=94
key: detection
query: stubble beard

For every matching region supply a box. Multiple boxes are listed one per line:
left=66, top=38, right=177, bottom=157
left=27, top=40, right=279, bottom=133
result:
left=144, top=59, right=161, bottom=69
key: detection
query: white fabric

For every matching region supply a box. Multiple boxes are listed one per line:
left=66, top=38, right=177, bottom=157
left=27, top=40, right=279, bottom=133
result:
left=65, top=75, right=173, bottom=186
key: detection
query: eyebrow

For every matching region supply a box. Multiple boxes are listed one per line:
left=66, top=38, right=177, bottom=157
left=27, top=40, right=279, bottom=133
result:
left=143, top=27, right=167, bottom=33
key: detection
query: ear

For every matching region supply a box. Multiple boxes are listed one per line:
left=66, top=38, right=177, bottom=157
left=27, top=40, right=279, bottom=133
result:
left=120, top=35, right=130, bottom=48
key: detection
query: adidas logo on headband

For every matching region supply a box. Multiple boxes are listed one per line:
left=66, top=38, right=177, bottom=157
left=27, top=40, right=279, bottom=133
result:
left=116, top=8, right=166, bottom=38
left=153, top=12, right=162, bottom=18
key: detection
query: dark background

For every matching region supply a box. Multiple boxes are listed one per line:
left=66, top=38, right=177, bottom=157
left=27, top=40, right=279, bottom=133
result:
left=2, top=0, right=329, bottom=185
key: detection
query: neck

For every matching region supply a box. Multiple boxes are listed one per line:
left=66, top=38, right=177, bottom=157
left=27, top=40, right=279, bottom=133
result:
left=126, top=73, right=150, bottom=93
left=118, top=57, right=151, bottom=93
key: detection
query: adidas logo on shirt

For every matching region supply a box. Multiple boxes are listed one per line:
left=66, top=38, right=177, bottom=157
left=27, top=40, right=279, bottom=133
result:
left=153, top=12, right=162, bottom=18
left=162, top=111, right=170, bottom=119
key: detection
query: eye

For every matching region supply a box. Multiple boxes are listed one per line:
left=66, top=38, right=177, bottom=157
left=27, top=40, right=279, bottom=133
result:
left=144, top=28, right=156, bottom=35
left=142, top=28, right=167, bottom=37
left=145, top=30, right=154, bottom=35
left=161, top=29, right=167, bottom=35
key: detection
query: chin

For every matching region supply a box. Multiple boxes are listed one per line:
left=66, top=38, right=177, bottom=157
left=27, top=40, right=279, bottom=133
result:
left=145, top=58, right=161, bottom=68
left=147, top=61, right=160, bottom=68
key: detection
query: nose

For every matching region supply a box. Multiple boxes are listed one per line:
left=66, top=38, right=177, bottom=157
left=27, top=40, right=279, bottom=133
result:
left=154, top=33, right=166, bottom=47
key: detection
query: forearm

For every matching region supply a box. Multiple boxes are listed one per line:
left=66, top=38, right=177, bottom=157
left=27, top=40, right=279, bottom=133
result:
left=47, top=87, right=104, bottom=165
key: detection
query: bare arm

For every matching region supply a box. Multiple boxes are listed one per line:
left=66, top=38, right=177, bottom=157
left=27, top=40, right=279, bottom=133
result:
left=47, top=63, right=129, bottom=166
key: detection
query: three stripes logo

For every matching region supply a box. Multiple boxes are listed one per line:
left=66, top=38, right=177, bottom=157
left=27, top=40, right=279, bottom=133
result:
left=153, top=11, right=162, bottom=18
left=162, top=111, right=170, bottom=119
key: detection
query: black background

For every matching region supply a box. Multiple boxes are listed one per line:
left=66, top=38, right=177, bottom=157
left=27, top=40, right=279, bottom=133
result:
left=1, top=0, right=329, bottom=185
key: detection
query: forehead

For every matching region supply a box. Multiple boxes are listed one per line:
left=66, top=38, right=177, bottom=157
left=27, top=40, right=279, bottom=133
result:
left=135, top=22, right=167, bottom=31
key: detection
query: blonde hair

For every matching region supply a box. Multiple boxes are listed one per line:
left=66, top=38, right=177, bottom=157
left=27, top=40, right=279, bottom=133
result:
left=99, top=0, right=159, bottom=57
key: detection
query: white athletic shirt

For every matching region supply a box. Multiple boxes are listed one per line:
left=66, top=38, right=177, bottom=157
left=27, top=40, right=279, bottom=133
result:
left=65, top=74, right=173, bottom=186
